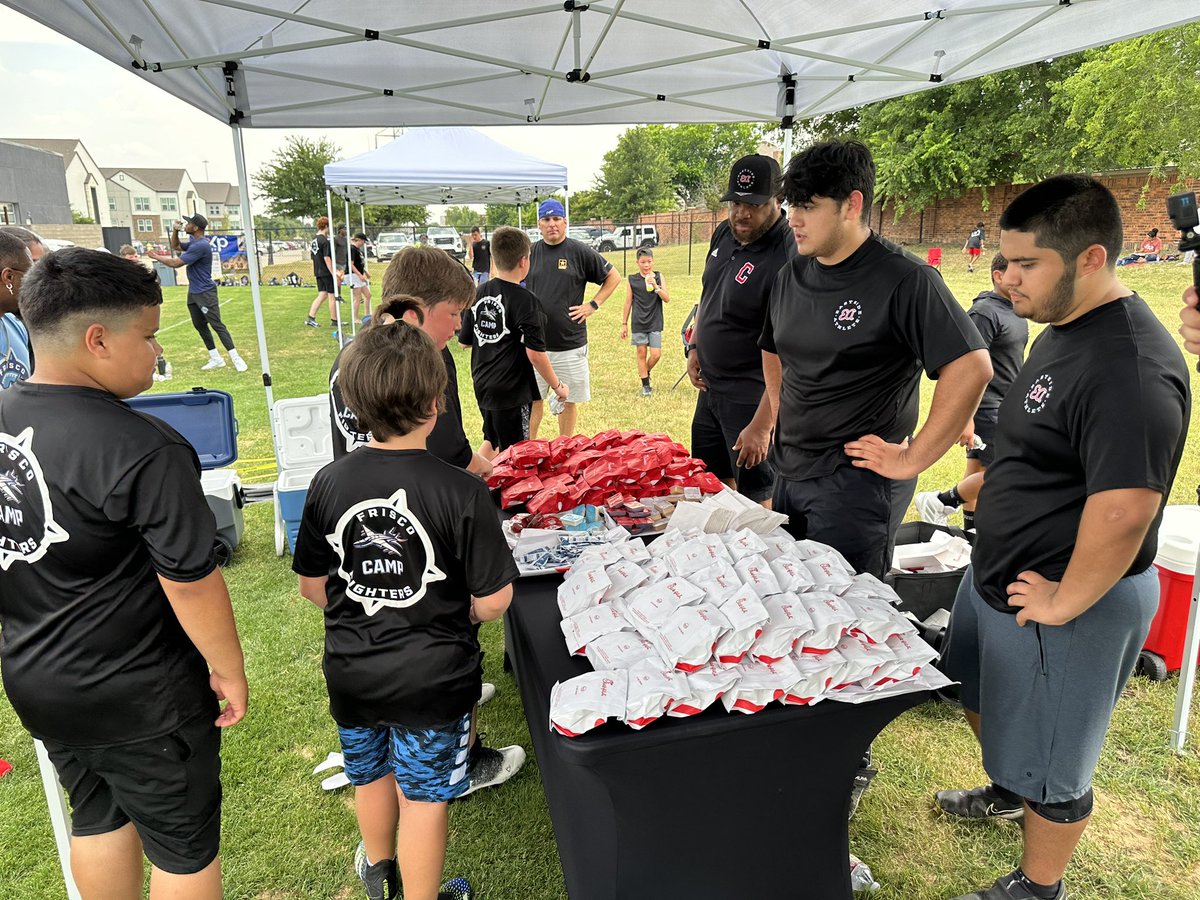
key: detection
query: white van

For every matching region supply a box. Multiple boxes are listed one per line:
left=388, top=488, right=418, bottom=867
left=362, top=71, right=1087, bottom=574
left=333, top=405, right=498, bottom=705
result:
left=593, top=224, right=659, bottom=253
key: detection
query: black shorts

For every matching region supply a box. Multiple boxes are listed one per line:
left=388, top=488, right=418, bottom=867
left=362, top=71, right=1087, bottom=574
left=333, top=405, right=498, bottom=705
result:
left=966, top=408, right=999, bottom=466
left=42, top=711, right=223, bottom=875
left=690, top=388, right=775, bottom=502
left=771, top=465, right=916, bottom=578
left=315, top=274, right=335, bottom=293
left=482, top=404, right=530, bottom=451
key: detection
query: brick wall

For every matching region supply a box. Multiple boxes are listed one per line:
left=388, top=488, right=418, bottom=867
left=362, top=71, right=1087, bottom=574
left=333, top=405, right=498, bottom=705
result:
left=35, top=223, right=103, bottom=246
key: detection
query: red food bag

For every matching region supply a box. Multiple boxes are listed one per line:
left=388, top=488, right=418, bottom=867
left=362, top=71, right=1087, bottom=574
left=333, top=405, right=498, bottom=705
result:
left=590, top=429, right=623, bottom=450
left=510, top=439, right=550, bottom=468
left=500, top=475, right=544, bottom=509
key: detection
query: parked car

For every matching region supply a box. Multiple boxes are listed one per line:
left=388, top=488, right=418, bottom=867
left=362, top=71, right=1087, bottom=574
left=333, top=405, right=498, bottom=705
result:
left=593, top=224, right=659, bottom=253
left=567, top=227, right=593, bottom=242
left=525, top=227, right=543, bottom=244
left=42, top=238, right=76, bottom=252
left=426, top=226, right=464, bottom=259
left=375, top=231, right=412, bottom=261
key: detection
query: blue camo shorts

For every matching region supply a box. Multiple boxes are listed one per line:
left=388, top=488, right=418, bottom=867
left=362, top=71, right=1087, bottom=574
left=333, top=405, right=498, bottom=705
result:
left=337, top=711, right=472, bottom=802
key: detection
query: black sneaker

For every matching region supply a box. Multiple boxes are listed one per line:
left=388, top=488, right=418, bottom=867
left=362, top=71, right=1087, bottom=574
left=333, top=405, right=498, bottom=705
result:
left=458, top=737, right=526, bottom=798
left=935, top=784, right=1025, bottom=820
left=354, top=841, right=399, bottom=900
left=439, top=875, right=473, bottom=900
left=641, top=384, right=652, bottom=397
left=848, top=748, right=877, bottom=820
left=305, top=316, right=319, bottom=328
left=952, top=871, right=1065, bottom=900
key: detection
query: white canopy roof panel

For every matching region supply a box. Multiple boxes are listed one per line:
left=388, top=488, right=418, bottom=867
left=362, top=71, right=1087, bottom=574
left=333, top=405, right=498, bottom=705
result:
left=323, top=127, right=568, bottom=205
left=6, top=1, right=1199, bottom=129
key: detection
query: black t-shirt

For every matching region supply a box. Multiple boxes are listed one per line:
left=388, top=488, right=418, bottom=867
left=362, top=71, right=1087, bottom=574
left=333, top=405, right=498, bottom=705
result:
left=458, top=278, right=545, bottom=410
left=311, top=233, right=331, bottom=277
left=629, top=271, right=665, bottom=333
left=694, top=215, right=797, bottom=403
left=292, top=449, right=518, bottom=727
left=972, top=296, right=1190, bottom=613
left=966, top=226, right=985, bottom=249
left=0, top=383, right=217, bottom=747
left=330, top=345, right=473, bottom=468
left=350, top=243, right=365, bottom=275
left=760, top=233, right=985, bottom=481
left=471, top=239, right=491, bottom=275
left=525, top=237, right=613, bottom=351
left=968, top=291, right=1028, bottom=411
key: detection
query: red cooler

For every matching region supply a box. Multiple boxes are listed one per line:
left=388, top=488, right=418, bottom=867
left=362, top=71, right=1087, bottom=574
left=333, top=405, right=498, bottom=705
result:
left=1140, top=505, right=1200, bottom=679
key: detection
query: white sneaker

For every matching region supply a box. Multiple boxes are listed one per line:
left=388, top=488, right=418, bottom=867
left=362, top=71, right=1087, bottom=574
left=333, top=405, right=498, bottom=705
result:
left=459, top=743, right=526, bottom=798
left=201, top=357, right=227, bottom=370
left=915, top=491, right=955, bottom=526
left=231, top=355, right=248, bottom=372
left=479, top=682, right=497, bottom=706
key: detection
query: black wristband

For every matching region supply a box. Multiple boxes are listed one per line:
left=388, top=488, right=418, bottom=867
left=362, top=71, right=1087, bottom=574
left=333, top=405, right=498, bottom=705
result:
left=588, top=299, right=599, bottom=310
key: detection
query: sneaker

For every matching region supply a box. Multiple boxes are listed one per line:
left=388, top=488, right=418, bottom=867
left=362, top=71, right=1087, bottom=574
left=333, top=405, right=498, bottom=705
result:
left=915, top=490, right=955, bottom=527
left=641, top=384, right=652, bottom=397
left=353, top=841, right=399, bottom=900
left=459, top=740, right=526, bottom=798
left=438, top=875, right=473, bottom=900
left=479, top=682, right=497, bottom=706
left=935, top=784, right=1025, bottom=820
left=848, top=749, right=877, bottom=820
left=201, top=357, right=227, bottom=370
left=231, top=355, right=249, bottom=373
left=305, top=316, right=319, bottom=328
left=952, top=871, right=1065, bottom=900
left=152, top=373, right=166, bottom=382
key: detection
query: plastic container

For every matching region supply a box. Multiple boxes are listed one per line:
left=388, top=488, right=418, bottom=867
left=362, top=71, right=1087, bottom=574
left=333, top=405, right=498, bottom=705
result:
left=886, top=521, right=970, bottom=621
left=271, top=395, right=333, bottom=556
left=200, top=468, right=244, bottom=565
left=1142, top=505, right=1200, bottom=676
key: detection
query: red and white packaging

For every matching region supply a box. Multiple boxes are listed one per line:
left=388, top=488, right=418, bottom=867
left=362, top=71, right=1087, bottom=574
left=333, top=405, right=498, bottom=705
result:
left=751, top=593, right=815, bottom=663
left=782, top=649, right=845, bottom=705
left=647, top=603, right=731, bottom=673
left=797, top=591, right=859, bottom=653
left=624, top=660, right=688, bottom=730
left=510, top=439, right=551, bottom=469
left=500, top=475, right=544, bottom=509
left=693, top=559, right=744, bottom=605
left=664, top=536, right=726, bottom=578
left=721, top=528, right=769, bottom=561
left=882, top=631, right=938, bottom=679
left=769, top=555, right=816, bottom=593
left=713, top=585, right=771, bottom=665
left=648, top=528, right=689, bottom=558
left=641, top=558, right=671, bottom=583
left=622, top=577, right=705, bottom=631
left=734, top=554, right=784, bottom=600
left=613, top=539, right=652, bottom=564
left=560, top=604, right=632, bottom=656
left=843, top=593, right=913, bottom=644
left=585, top=631, right=662, bottom=670
left=666, top=660, right=741, bottom=717
left=832, top=635, right=896, bottom=687
left=762, top=535, right=799, bottom=562
left=549, top=670, right=628, bottom=737
left=601, top=560, right=648, bottom=600
left=576, top=543, right=630, bottom=568
left=721, top=655, right=802, bottom=714
left=847, top=571, right=903, bottom=606
left=557, top=563, right=613, bottom=617
left=793, top=540, right=854, bottom=571
left=804, top=552, right=855, bottom=595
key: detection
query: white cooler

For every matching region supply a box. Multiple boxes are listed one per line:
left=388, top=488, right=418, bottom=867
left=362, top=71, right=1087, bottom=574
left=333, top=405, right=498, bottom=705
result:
left=201, top=468, right=244, bottom=565
left=272, top=395, right=333, bottom=556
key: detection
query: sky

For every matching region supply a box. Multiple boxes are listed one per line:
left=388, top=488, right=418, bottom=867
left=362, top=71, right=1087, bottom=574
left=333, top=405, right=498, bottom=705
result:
left=0, top=7, right=625, bottom=210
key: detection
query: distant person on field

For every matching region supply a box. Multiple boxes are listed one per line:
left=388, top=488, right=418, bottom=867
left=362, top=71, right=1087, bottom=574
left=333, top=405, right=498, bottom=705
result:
left=306, top=216, right=339, bottom=328
left=122, top=243, right=171, bottom=382
left=295, top=321, right=518, bottom=900
left=963, top=221, right=986, bottom=272
left=349, top=232, right=372, bottom=322
left=467, top=226, right=491, bottom=286
left=1117, top=228, right=1163, bottom=265
left=148, top=213, right=249, bottom=372
left=619, top=247, right=670, bottom=397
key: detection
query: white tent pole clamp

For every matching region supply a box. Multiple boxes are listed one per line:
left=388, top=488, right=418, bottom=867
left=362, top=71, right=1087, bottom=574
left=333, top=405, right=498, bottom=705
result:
left=326, top=190, right=343, bottom=347
left=33, top=738, right=82, bottom=900
left=1170, top=551, right=1200, bottom=753
left=344, top=196, right=355, bottom=337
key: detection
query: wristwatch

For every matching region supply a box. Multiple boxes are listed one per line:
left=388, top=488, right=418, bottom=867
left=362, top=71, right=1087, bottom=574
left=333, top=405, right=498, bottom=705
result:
left=588, top=299, right=600, bottom=310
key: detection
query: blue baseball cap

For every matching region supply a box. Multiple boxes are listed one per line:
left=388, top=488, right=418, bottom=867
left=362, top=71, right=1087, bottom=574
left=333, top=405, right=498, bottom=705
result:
left=538, top=198, right=566, bottom=219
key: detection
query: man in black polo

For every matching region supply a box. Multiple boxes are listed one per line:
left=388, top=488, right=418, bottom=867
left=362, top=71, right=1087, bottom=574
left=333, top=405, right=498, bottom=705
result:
left=688, top=154, right=796, bottom=505
left=761, top=140, right=991, bottom=578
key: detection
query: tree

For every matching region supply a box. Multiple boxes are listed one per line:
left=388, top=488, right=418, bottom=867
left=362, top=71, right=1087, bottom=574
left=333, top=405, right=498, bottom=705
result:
left=567, top=189, right=606, bottom=222
left=594, top=127, right=675, bottom=221
left=71, top=210, right=95, bottom=224
left=362, top=205, right=428, bottom=228
left=254, top=136, right=339, bottom=220
left=655, top=123, right=764, bottom=208
left=485, top=197, right=555, bottom=228
left=443, top=205, right=481, bottom=229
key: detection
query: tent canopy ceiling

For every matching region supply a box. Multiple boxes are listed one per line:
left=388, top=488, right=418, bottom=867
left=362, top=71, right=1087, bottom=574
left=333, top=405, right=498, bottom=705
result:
left=323, top=127, right=568, bottom=205
left=7, top=1, right=1199, bottom=129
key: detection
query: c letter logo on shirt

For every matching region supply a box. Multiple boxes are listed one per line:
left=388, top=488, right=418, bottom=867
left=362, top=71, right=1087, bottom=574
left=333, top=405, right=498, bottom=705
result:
left=1023, top=373, right=1054, bottom=414
left=0, top=428, right=69, bottom=570
left=735, top=262, right=755, bottom=284
left=833, top=299, right=864, bottom=331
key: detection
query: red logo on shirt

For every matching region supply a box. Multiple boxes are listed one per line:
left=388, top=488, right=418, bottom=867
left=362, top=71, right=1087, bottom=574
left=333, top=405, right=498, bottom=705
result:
left=1023, top=374, right=1054, bottom=414
left=735, top=262, right=755, bottom=284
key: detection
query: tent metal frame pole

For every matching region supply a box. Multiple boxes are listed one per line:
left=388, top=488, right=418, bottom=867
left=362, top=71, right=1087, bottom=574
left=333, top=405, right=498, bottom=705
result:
left=783, top=127, right=794, bottom=166
left=345, top=196, right=356, bottom=337
left=232, top=123, right=278, bottom=443
left=360, top=204, right=370, bottom=322
left=1171, top=554, right=1200, bottom=752
left=327, top=190, right=343, bottom=347
left=136, top=0, right=237, bottom=114
left=35, top=738, right=82, bottom=899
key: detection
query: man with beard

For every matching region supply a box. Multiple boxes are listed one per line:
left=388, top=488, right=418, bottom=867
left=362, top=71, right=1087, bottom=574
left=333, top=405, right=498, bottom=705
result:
left=688, top=154, right=796, bottom=505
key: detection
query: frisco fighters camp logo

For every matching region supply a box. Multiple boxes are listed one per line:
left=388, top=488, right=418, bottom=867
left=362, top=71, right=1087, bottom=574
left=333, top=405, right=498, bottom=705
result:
left=329, top=488, right=445, bottom=616
left=0, top=350, right=29, bottom=390
left=833, top=299, right=864, bottom=331
left=1023, top=373, right=1054, bottom=414
left=329, top=368, right=371, bottom=453
left=471, top=294, right=510, bottom=345
left=0, top=428, right=69, bottom=570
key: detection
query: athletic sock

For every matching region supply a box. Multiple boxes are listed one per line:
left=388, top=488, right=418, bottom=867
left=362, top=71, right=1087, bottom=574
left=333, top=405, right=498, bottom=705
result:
left=229, top=348, right=243, bottom=360
left=641, top=377, right=650, bottom=388
left=208, top=348, right=220, bottom=360
left=1013, top=868, right=1061, bottom=900
left=937, top=486, right=965, bottom=509
left=963, top=510, right=975, bottom=532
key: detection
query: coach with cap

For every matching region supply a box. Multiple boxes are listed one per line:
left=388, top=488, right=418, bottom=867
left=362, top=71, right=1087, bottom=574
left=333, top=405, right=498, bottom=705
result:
left=687, top=154, right=796, bottom=505
left=525, top=198, right=621, bottom=438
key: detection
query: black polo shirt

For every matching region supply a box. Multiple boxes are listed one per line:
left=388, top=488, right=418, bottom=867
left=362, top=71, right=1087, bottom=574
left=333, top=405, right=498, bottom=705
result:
left=760, top=233, right=984, bottom=481
left=693, top=215, right=796, bottom=404
left=967, top=290, right=1028, bottom=410
left=972, top=295, right=1190, bottom=613
left=526, top=237, right=613, bottom=352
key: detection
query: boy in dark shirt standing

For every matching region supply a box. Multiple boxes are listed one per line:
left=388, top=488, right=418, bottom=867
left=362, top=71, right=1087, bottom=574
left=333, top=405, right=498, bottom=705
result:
left=620, top=248, right=670, bottom=396
left=0, top=248, right=247, bottom=898
left=295, top=322, right=518, bottom=900
left=459, top=226, right=567, bottom=450
left=963, top=221, right=986, bottom=272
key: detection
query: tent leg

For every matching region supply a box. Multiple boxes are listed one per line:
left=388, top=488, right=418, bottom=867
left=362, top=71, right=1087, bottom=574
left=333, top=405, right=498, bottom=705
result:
left=231, top=124, right=278, bottom=451
left=564, top=192, right=570, bottom=225
left=344, top=197, right=355, bottom=337
left=327, top=190, right=343, bottom=347
left=1170, top=551, right=1200, bottom=752
left=360, top=204, right=369, bottom=321
left=35, top=738, right=82, bottom=900
left=782, top=125, right=794, bottom=166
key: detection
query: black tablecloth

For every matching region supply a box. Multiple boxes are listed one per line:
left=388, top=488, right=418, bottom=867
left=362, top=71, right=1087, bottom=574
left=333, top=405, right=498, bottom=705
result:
left=504, top=575, right=929, bottom=900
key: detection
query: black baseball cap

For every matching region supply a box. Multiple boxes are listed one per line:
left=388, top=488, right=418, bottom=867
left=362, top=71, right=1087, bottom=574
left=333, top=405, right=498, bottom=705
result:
left=720, top=154, right=782, bottom=205
left=182, top=212, right=209, bottom=231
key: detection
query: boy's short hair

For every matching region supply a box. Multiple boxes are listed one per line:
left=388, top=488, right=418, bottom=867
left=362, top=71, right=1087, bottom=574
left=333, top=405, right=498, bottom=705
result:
left=316, top=216, right=329, bottom=230
left=353, top=232, right=367, bottom=242
left=118, top=244, right=137, bottom=257
left=999, top=174, right=1123, bottom=266
left=20, top=248, right=162, bottom=349
left=490, top=226, right=531, bottom=272
left=380, top=246, right=474, bottom=311
left=470, top=226, right=481, bottom=236
left=374, top=294, right=425, bottom=325
left=339, top=321, right=447, bottom=440
left=783, top=140, right=876, bottom=223
left=636, top=248, right=654, bottom=260
left=990, top=253, right=1008, bottom=274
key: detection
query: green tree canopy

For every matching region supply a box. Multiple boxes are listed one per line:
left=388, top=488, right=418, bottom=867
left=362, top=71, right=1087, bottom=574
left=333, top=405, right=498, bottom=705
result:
left=654, top=123, right=764, bottom=209
left=566, top=188, right=606, bottom=222
left=594, top=127, right=676, bottom=221
left=253, top=136, right=340, bottom=220
left=443, top=205, right=481, bottom=229
left=485, top=196, right=558, bottom=228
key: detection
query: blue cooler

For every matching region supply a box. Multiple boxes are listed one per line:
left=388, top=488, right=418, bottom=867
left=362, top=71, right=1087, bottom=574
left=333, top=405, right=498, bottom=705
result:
left=271, top=395, right=333, bottom=556
left=126, top=387, right=242, bottom=565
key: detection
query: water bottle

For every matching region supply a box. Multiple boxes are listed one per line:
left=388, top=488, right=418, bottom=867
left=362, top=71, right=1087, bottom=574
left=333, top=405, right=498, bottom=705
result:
left=163, top=361, right=173, bottom=380
left=849, top=855, right=880, bottom=893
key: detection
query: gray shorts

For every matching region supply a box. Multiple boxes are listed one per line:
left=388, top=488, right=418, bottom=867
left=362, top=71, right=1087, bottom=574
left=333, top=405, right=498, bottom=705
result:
left=631, top=331, right=662, bottom=348
left=941, top=565, right=1158, bottom=803
left=534, top=346, right=591, bottom=403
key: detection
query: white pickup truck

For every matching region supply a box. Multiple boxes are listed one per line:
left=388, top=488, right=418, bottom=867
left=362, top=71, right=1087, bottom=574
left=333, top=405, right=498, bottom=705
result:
left=592, top=224, right=659, bottom=253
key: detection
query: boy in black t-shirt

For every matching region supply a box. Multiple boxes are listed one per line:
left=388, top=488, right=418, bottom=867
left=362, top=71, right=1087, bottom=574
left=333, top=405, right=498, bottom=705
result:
left=963, top=222, right=986, bottom=272
left=0, top=249, right=247, bottom=898
left=459, top=226, right=567, bottom=451
left=620, top=248, right=670, bottom=396
left=295, top=323, right=518, bottom=900
left=350, top=232, right=372, bottom=323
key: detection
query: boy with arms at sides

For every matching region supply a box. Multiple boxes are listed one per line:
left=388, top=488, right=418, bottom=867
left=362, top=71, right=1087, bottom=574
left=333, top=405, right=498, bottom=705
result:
left=0, top=248, right=247, bottom=899
left=620, top=247, right=670, bottom=396
left=459, top=226, right=567, bottom=451
left=294, top=322, right=518, bottom=900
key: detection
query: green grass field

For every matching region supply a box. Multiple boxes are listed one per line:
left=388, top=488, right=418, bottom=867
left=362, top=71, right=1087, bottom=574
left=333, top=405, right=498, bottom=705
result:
left=1, top=243, right=1198, bottom=898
